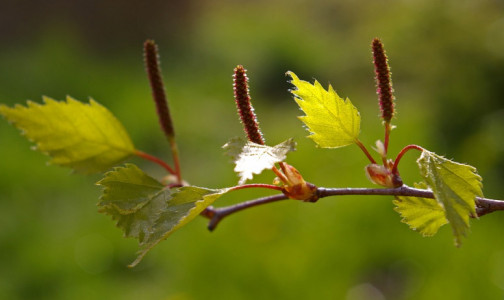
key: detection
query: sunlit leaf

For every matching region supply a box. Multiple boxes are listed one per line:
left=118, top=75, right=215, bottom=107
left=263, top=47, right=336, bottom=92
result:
left=97, top=164, right=230, bottom=267
left=287, top=71, right=360, bottom=148
left=0, top=96, right=135, bottom=173
left=222, top=136, right=247, bottom=161
left=394, top=182, right=448, bottom=236
left=225, top=138, right=296, bottom=184
left=417, top=150, right=483, bottom=246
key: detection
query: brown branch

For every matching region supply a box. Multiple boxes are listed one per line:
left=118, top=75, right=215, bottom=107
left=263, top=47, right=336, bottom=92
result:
left=201, top=194, right=289, bottom=231
left=201, top=185, right=504, bottom=231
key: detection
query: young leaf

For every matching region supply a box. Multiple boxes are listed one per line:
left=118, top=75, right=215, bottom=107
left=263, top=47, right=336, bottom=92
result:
left=0, top=96, right=135, bottom=173
left=97, top=164, right=230, bottom=267
left=222, top=136, right=247, bottom=161
left=97, top=163, right=165, bottom=213
left=417, top=150, right=483, bottom=246
left=224, top=138, right=296, bottom=184
left=287, top=71, right=360, bottom=148
left=394, top=182, right=448, bottom=236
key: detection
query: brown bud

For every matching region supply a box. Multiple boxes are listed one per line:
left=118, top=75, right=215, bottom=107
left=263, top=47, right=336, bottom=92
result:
left=365, top=163, right=403, bottom=188
left=273, top=162, right=318, bottom=202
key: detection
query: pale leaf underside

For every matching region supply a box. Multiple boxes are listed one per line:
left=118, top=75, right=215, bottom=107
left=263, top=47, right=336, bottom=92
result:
left=226, top=138, right=296, bottom=184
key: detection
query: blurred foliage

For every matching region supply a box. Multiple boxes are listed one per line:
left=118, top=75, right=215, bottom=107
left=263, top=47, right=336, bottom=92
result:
left=1, top=0, right=504, bottom=299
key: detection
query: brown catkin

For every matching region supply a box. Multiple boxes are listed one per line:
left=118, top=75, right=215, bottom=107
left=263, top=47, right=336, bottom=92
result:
left=233, top=65, right=265, bottom=145
left=144, top=39, right=175, bottom=138
left=372, top=38, right=395, bottom=123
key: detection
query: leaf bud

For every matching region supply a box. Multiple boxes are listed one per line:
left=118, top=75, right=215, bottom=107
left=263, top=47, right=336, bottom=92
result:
left=365, top=163, right=403, bottom=188
left=374, top=140, right=387, bottom=159
left=273, top=162, right=318, bottom=202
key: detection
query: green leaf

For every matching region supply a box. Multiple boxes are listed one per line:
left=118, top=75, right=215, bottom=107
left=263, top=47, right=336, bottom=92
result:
left=97, top=163, right=165, bottom=213
left=417, top=150, right=483, bottom=246
left=0, top=96, right=135, bottom=173
left=224, top=138, right=296, bottom=184
left=394, top=182, right=448, bottom=236
left=287, top=71, right=360, bottom=148
left=97, top=164, right=230, bottom=267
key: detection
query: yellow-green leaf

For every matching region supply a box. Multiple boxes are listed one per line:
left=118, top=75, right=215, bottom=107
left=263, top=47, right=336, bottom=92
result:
left=394, top=182, right=448, bottom=236
left=224, top=138, right=296, bottom=184
left=417, top=150, right=483, bottom=246
left=97, top=164, right=230, bottom=267
left=287, top=71, right=360, bottom=148
left=0, top=96, right=135, bottom=173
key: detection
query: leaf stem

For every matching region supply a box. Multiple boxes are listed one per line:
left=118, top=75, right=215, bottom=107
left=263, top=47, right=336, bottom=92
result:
left=229, top=183, right=283, bottom=192
left=355, top=139, right=377, bottom=164
left=201, top=185, right=504, bottom=231
left=391, top=144, right=424, bottom=174
left=168, top=136, right=182, bottom=184
left=134, top=150, right=175, bottom=175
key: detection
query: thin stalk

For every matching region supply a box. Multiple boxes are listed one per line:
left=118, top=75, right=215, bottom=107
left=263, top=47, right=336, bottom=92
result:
left=168, top=137, right=182, bottom=184
left=384, top=122, right=391, bottom=154
left=134, top=150, right=175, bottom=175
left=229, top=183, right=283, bottom=192
left=355, top=139, right=377, bottom=164
left=272, top=166, right=289, bottom=184
left=391, top=144, right=424, bottom=174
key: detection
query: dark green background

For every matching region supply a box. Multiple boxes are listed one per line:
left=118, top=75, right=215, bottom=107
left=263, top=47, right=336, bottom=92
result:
left=1, top=0, right=504, bottom=299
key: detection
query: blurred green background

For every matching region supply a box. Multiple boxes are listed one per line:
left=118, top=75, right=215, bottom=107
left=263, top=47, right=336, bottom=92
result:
left=1, top=0, right=504, bottom=299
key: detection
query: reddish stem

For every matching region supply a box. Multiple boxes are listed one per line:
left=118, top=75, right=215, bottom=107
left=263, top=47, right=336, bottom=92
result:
left=355, top=139, right=377, bottom=164
left=134, top=150, right=176, bottom=175
left=272, top=166, right=289, bottom=184
left=169, top=139, right=182, bottom=184
left=384, top=122, right=391, bottom=154
left=391, top=144, right=424, bottom=174
left=229, top=183, right=283, bottom=192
